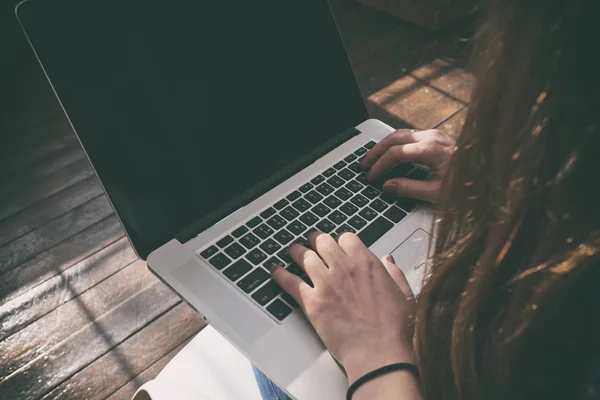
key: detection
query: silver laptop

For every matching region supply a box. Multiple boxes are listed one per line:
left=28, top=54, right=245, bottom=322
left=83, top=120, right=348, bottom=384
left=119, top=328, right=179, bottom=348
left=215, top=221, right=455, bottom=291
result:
left=17, top=0, right=433, bottom=398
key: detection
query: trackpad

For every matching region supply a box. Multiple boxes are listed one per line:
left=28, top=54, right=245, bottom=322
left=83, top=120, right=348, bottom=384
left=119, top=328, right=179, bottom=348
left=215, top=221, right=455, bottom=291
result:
left=390, top=229, right=432, bottom=295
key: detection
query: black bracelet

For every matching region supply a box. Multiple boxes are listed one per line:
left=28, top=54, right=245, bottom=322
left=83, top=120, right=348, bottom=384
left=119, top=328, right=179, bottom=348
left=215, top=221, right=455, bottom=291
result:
left=346, top=362, right=420, bottom=400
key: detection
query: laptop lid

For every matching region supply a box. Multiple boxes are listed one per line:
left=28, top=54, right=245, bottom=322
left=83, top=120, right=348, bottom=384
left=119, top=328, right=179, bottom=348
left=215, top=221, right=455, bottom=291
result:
left=16, top=0, right=368, bottom=259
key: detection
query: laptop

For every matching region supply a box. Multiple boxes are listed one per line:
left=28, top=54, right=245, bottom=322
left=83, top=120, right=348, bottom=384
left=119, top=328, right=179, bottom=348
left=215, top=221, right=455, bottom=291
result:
left=17, top=0, right=434, bottom=398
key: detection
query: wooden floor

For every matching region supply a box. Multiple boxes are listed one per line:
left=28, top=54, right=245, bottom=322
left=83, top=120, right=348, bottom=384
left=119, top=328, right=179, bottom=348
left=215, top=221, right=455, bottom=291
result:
left=0, top=1, right=474, bottom=399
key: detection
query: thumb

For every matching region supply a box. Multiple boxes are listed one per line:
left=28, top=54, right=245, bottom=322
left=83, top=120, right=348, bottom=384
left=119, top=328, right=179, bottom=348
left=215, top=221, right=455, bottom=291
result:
left=381, top=254, right=415, bottom=300
left=383, top=177, right=440, bottom=203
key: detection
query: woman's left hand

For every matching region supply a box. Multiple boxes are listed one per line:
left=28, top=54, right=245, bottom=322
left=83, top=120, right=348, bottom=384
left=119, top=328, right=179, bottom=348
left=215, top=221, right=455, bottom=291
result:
left=270, top=232, right=417, bottom=384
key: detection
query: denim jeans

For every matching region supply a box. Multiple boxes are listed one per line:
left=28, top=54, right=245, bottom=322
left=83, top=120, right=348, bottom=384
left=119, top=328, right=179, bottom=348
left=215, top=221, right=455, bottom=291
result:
left=252, top=366, right=294, bottom=400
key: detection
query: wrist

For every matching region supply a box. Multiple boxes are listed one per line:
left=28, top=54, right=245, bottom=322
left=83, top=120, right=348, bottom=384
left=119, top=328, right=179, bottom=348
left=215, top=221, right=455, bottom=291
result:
left=342, top=342, right=416, bottom=385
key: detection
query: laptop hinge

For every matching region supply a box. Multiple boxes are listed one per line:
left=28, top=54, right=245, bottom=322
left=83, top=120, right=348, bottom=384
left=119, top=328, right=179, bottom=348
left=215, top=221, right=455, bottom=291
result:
left=175, top=126, right=360, bottom=244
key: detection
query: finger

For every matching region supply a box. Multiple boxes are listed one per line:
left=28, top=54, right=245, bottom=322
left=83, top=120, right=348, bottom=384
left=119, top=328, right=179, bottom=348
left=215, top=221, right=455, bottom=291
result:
left=381, top=255, right=415, bottom=300
left=361, top=129, right=430, bottom=169
left=288, top=243, right=328, bottom=280
left=336, top=232, right=373, bottom=259
left=382, top=177, right=440, bottom=203
left=307, top=231, right=346, bottom=268
left=367, top=143, right=432, bottom=181
left=270, top=265, right=312, bottom=308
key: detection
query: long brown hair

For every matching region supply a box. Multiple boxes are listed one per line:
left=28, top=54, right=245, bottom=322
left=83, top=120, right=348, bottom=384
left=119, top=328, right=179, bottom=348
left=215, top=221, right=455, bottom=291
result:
left=415, top=0, right=600, bottom=399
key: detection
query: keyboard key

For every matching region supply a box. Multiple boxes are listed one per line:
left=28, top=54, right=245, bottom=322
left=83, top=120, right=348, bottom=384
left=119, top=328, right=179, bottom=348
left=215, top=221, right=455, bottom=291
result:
left=348, top=162, right=363, bottom=174
left=316, top=182, right=335, bottom=196
left=247, top=216, right=262, bottom=228
left=354, top=147, right=367, bottom=156
left=240, top=233, right=261, bottom=249
left=344, top=153, right=358, bottom=163
left=335, top=224, right=356, bottom=236
left=334, top=187, right=353, bottom=201
left=304, top=190, right=323, bottom=204
left=224, top=242, right=246, bottom=259
left=384, top=206, right=407, bottom=223
left=370, top=199, right=388, bottom=212
left=247, top=248, right=268, bottom=265
left=237, top=268, right=270, bottom=293
left=273, top=199, right=289, bottom=210
left=287, top=220, right=307, bottom=235
left=223, top=259, right=253, bottom=281
left=397, top=198, right=418, bottom=212
left=266, top=215, right=287, bottom=230
left=357, top=217, right=394, bottom=247
left=333, top=160, right=347, bottom=170
left=316, top=219, right=336, bottom=233
left=293, top=238, right=307, bottom=248
left=302, top=274, right=314, bottom=287
left=281, top=206, right=300, bottom=221
left=322, top=167, right=336, bottom=177
left=286, top=263, right=304, bottom=276
left=345, top=180, right=364, bottom=193
left=299, top=211, right=319, bottom=226
left=311, top=203, right=331, bottom=217
left=252, top=280, right=282, bottom=305
left=299, top=183, right=313, bottom=193
left=311, top=175, right=325, bottom=185
left=278, top=248, right=292, bottom=263
left=326, top=175, right=345, bottom=188
left=267, top=299, right=293, bottom=321
left=303, top=227, right=318, bottom=239
left=359, top=207, right=378, bottom=221
left=208, top=253, right=232, bottom=270
left=292, top=198, right=311, bottom=212
left=264, top=256, right=284, bottom=270
left=281, top=293, right=299, bottom=308
left=323, top=195, right=342, bottom=209
left=286, top=191, right=302, bottom=201
left=408, top=168, right=428, bottom=181
left=340, top=203, right=359, bottom=216
left=350, top=194, right=369, bottom=208
left=253, top=224, right=274, bottom=239
left=273, top=228, right=294, bottom=245
left=355, top=173, right=369, bottom=185
left=361, top=186, right=379, bottom=200
left=260, top=239, right=282, bottom=255
left=232, top=226, right=249, bottom=238
left=328, top=210, right=347, bottom=224
left=200, top=245, right=218, bottom=259
left=380, top=193, right=397, bottom=205
left=260, top=207, right=276, bottom=219
left=348, top=215, right=368, bottom=230
left=216, top=235, right=234, bottom=248
left=338, top=168, right=355, bottom=181
left=364, top=141, right=377, bottom=149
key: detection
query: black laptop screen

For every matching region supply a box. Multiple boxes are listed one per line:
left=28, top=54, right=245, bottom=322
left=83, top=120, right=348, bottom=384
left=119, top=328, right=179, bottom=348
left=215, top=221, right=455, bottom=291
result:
left=17, top=0, right=368, bottom=259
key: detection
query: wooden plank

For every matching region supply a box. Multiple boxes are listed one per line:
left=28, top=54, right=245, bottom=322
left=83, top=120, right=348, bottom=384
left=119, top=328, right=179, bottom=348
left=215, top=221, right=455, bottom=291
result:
left=366, top=75, right=464, bottom=129
left=0, top=157, right=94, bottom=221
left=410, top=58, right=474, bottom=103
left=41, top=303, right=205, bottom=400
left=0, top=236, right=136, bottom=341
left=0, top=215, right=124, bottom=305
left=0, top=195, right=114, bottom=274
left=0, top=282, right=183, bottom=400
left=105, top=337, right=195, bottom=400
left=0, top=142, right=86, bottom=197
left=0, top=260, right=154, bottom=381
left=0, top=176, right=103, bottom=247
left=436, top=106, right=468, bottom=139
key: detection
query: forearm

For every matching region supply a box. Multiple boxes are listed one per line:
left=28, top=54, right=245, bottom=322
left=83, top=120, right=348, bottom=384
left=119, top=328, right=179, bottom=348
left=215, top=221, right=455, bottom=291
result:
left=350, top=370, right=423, bottom=400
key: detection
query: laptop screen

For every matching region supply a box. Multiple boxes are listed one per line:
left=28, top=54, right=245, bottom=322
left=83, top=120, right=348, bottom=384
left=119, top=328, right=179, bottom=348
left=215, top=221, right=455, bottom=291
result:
left=17, top=0, right=368, bottom=259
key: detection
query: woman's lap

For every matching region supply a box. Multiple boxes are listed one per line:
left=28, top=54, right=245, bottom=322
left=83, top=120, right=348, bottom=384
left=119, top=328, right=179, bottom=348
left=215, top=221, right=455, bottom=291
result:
left=252, top=366, right=293, bottom=400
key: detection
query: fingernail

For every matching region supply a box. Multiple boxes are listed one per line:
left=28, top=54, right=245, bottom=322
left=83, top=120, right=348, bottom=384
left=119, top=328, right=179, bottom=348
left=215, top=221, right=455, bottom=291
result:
left=383, top=181, right=398, bottom=194
left=386, top=254, right=396, bottom=264
left=269, top=264, right=281, bottom=273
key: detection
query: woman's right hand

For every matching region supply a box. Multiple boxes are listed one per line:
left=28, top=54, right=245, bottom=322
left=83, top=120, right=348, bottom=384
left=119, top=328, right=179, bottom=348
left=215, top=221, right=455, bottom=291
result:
left=360, top=129, right=455, bottom=203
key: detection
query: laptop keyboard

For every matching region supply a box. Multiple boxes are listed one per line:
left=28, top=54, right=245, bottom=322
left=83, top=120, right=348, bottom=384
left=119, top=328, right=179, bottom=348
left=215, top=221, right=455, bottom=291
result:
left=197, top=141, right=428, bottom=323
